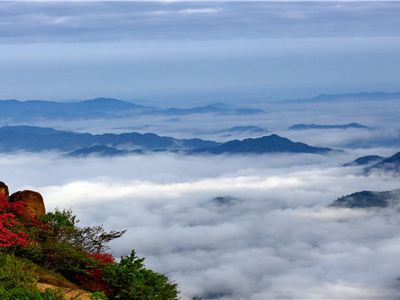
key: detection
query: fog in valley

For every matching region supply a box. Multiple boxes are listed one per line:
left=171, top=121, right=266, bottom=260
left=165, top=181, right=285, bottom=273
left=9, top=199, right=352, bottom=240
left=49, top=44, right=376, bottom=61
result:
left=1, top=97, right=400, bottom=299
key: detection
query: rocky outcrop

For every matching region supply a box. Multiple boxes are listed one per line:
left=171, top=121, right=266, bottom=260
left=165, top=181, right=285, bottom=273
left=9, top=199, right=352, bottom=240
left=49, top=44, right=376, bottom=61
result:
left=9, top=190, right=46, bottom=219
left=0, top=181, right=9, bottom=200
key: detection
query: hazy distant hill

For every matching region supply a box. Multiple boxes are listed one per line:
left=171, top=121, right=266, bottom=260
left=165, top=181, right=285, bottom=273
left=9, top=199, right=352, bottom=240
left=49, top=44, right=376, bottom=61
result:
left=0, top=98, right=151, bottom=121
left=0, top=98, right=264, bottom=122
left=289, top=123, right=370, bottom=130
left=67, top=145, right=132, bottom=157
left=215, top=126, right=267, bottom=135
left=191, top=134, right=333, bottom=155
left=365, top=152, right=400, bottom=174
left=164, top=103, right=264, bottom=116
left=286, top=91, right=400, bottom=103
left=331, top=189, right=400, bottom=208
left=343, top=155, right=384, bottom=167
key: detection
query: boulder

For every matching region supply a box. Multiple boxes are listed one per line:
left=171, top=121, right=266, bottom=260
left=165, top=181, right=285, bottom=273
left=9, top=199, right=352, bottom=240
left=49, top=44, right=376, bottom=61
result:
left=9, top=190, right=46, bottom=219
left=0, top=181, right=9, bottom=207
left=0, top=181, right=9, bottom=201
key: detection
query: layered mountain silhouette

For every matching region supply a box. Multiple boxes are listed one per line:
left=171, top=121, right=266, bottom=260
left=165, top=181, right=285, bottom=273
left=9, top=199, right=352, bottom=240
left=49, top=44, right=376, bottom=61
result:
left=0, top=126, right=218, bottom=153
left=0, top=126, right=333, bottom=156
left=331, top=189, right=400, bottom=208
left=0, top=98, right=264, bottom=122
left=289, top=123, right=370, bottom=130
left=190, top=134, right=333, bottom=155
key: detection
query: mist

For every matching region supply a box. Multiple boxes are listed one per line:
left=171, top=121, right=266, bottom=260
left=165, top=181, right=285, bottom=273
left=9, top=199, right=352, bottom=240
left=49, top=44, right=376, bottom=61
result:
left=1, top=151, right=400, bottom=299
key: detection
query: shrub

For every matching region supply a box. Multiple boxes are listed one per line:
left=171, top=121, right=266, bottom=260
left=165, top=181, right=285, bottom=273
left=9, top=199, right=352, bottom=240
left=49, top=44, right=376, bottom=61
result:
left=90, top=291, right=108, bottom=300
left=0, top=213, right=29, bottom=248
left=17, top=209, right=124, bottom=283
left=103, top=250, right=179, bottom=300
left=76, top=253, right=114, bottom=295
left=0, top=252, right=64, bottom=300
left=42, top=209, right=126, bottom=254
left=0, top=201, right=29, bottom=248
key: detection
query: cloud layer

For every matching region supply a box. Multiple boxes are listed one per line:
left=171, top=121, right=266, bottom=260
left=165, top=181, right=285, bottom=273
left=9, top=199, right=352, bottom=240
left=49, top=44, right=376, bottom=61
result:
left=2, top=152, right=400, bottom=299
left=2, top=2, right=400, bottom=42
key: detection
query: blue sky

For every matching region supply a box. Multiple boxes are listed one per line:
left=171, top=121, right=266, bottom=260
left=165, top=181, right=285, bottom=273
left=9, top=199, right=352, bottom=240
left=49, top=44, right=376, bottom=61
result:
left=0, top=1, right=400, bottom=104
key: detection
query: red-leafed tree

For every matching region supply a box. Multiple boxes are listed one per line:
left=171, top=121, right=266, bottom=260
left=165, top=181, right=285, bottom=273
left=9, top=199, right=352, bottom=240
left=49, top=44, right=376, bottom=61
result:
left=0, top=213, right=29, bottom=248
left=0, top=197, right=29, bottom=248
left=77, top=252, right=115, bottom=294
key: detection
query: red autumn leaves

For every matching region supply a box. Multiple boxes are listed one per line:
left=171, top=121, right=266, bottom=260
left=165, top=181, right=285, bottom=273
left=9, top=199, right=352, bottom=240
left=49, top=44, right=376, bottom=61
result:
left=76, top=253, right=115, bottom=294
left=0, top=194, right=29, bottom=248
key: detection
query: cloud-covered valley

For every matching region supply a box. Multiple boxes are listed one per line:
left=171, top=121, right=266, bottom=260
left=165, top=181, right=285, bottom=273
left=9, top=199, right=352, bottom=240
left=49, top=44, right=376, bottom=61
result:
left=2, top=151, right=400, bottom=299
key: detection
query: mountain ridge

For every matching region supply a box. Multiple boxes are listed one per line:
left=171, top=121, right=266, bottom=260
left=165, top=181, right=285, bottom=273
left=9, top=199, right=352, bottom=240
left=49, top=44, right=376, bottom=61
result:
left=190, top=134, right=333, bottom=155
left=0, top=98, right=264, bottom=121
left=0, top=125, right=334, bottom=156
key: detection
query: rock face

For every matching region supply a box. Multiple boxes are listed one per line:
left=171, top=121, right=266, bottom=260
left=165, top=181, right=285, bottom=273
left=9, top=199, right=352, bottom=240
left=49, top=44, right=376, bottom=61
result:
left=9, top=190, right=46, bottom=219
left=0, top=181, right=9, bottom=201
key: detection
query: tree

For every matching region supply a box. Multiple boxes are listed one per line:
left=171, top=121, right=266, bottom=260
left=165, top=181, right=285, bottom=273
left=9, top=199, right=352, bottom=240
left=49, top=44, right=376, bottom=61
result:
left=42, top=209, right=126, bottom=253
left=103, top=250, right=179, bottom=300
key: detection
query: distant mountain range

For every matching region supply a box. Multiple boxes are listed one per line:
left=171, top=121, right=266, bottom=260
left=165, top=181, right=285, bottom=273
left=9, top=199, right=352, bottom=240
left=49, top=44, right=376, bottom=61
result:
left=2, top=92, right=399, bottom=122
left=0, top=126, right=218, bottom=153
left=331, top=189, right=400, bottom=208
left=0, top=98, right=265, bottom=122
left=0, top=126, right=334, bottom=156
left=286, top=91, right=400, bottom=103
left=289, top=123, right=370, bottom=130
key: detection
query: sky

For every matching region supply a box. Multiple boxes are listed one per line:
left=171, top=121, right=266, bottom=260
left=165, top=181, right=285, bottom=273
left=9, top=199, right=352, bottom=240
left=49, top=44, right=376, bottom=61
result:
left=0, top=1, right=400, bottom=104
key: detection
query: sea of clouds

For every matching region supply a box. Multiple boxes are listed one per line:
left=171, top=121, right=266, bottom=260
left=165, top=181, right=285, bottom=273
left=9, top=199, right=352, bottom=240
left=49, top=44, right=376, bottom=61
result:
left=1, top=151, right=400, bottom=299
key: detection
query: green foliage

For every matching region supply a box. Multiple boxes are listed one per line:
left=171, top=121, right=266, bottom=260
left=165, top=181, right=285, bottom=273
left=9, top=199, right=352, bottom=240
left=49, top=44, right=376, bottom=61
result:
left=0, top=251, right=37, bottom=290
left=0, top=286, right=62, bottom=300
left=41, top=289, right=66, bottom=300
left=103, top=250, right=179, bottom=300
left=17, top=209, right=125, bottom=281
left=0, top=252, right=65, bottom=300
left=90, top=291, right=108, bottom=300
left=42, top=209, right=126, bottom=254
left=42, top=209, right=77, bottom=229
left=40, top=239, right=90, bottom=275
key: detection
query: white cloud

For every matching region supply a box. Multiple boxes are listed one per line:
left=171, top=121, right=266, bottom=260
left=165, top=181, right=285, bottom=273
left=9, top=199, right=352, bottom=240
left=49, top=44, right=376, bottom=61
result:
left=1, top=152, right=400, bottom=299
